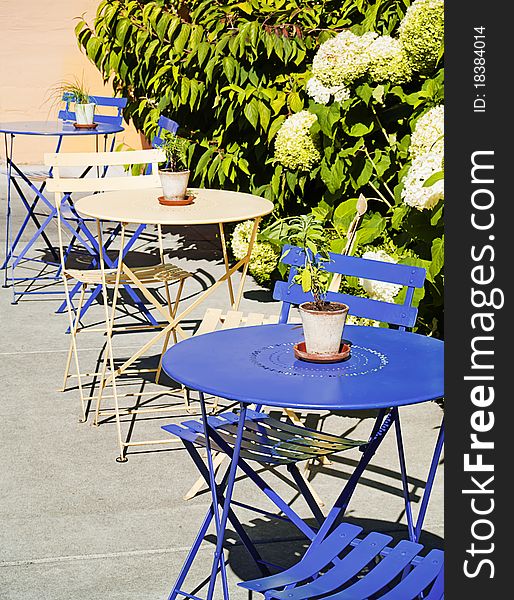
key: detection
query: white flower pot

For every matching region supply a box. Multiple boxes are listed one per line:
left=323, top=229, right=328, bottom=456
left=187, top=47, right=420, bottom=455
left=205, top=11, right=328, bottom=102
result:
left=299, top=301, right=349, bottom=355
left=159, top=169, right=190, bottom=201
left=75, top=103, right=95, bottom=125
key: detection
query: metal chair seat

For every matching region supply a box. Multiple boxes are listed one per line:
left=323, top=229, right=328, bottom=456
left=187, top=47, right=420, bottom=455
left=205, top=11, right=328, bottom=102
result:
left=163, top=409, right=365, bottom=466
left=66, top=263, right=191, bottom=286
left=240, top=522, right=444, bottom=599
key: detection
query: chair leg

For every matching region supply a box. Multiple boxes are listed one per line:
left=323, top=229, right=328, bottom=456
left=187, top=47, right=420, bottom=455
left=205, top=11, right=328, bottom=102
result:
left=61, top=284, right=87, bottom=393
left=62, top=275, right=87, bottom=423
left=183, top=452, right=227, bottom=501
left=155, top=278, right=185, bottom=385
left=93, top=340, right=110, bottom=427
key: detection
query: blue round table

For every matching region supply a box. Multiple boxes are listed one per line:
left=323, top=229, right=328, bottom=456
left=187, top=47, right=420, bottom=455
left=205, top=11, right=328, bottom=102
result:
left=1, top=120, right=124, bottom=300
left=0, top=120, right=124, bottom=136
left=161, top=324, right=444, bottom=600
left=162, top=323, right=444, bottom=411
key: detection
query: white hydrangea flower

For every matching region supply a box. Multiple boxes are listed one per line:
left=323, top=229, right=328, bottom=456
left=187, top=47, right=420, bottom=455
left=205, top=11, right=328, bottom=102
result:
left=359, top=250, right=402, bottom=303
left=401, top=151, right=444, bottom=211
left=231, top=221, right=280, bottom=283
left=312, top=30, right=378, bottom=88
left=306, top=76, right=351, bottom=105
left=232, top=220, right=253, bottom=261
left=274, top=110, right=321, bottom=171
left=346, top=314, right=380, bottom=327
left=368, top=36, right=413, bottom=85
left=410, top=105, right=444, bottom=159
left=399, top=0, right=444, bottom=73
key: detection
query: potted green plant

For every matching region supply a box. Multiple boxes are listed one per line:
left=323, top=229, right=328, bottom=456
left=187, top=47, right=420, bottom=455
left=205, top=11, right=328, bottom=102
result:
left=294, top=251, right=349, bottom=355
left=158, top=132, right=191, bottom=202
left=50, top=78, right=96, bottom=126
left=273, top=215, right=348, bottom=355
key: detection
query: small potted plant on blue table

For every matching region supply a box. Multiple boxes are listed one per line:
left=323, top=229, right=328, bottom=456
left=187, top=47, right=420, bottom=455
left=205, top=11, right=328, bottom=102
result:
left=294, top=249, right=349, bottom=358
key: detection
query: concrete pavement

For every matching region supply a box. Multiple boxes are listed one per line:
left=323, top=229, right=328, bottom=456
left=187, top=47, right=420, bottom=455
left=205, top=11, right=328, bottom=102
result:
left=0, top=173, right=443, bottom=599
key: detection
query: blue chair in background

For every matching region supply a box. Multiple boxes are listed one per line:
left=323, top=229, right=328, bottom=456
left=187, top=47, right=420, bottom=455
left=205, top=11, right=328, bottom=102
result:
left=162, top=245, right=444, bottom=599
left=59, top=93, right=127, bottom=154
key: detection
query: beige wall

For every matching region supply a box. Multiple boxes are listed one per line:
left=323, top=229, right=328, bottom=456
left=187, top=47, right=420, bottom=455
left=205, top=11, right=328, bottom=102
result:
left=0, top=0, right=139, bottom=163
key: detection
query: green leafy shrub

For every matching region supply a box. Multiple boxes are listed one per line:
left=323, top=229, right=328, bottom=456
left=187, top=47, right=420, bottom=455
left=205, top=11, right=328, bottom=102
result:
left=76, top=0, right=444, bottom=336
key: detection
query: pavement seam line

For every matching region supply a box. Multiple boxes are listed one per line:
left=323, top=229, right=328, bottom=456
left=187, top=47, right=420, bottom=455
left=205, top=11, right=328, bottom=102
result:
left=0, top=546, right=209, bottom=567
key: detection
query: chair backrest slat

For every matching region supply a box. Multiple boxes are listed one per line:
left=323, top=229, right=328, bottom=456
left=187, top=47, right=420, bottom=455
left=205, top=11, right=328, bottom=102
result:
left=44, top=149, right=164, bottom=194
left=45, top=149, right=164, bottom=168
left=152, top=115, right=180, bottom=148
left=59, top=95, right=127, bottom=126
left=274, top=244, right=426, bottom=330
left=280, top=245, right=426, bottom=288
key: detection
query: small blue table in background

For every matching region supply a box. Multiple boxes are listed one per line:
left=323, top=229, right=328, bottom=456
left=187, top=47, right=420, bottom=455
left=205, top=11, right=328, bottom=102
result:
left=161, top=323, right=444, bottom=599
left=0, top=120, right=124, bottom=302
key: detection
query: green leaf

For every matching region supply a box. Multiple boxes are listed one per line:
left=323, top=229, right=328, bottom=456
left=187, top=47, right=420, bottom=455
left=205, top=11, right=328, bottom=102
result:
left=333, top=198, right=358, bottom=234
left=197, top=42, right=210, bottom=66
left=349, top=121, right=374, bottom=137
left=354, top=213, right=386, bottom=246
left=301, top=268, right=312, bottom=293
left=258, top=102, right=271, bottom=131
left=355, top=159, right=373, bottom=188
left=180, top=78, right=190, bottom=104
left=321, top=159, right=345, bottom=194
left=115, top=19, right=130, bottom=45
left=392, top=205, right=409, bottom=230
left=244, top=99, right=259, bottom=129
left=222, top=56, right=236, bottom=81
left=86, top=37, right=101, bottom=62
left=174, top=25, right=190, bottom=54
left=429, top=237, right=444, bottom=281
left=423, top=170, right=444, bottom=187
left=268, top=115, right=286, bottom=141
left=431, top=203, right=444, bottom=226
left=372, top=84, right=385, bottom=104
left=195, top=147, right=214, bottom=177
left=288, top=92, right=303, bottom=113
left=156, top=13, right=172, bottom=42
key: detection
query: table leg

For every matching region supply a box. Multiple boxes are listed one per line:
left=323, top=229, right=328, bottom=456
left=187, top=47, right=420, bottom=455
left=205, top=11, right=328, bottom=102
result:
left=233, top=217, right=260, bottom=310
left=3, top=134, right=13, bottom=286
left=199, top=392, right=231, bottom=599
left=393, top=407, right=416, bottom=542
left=308, top=409, right=394, bottom=547
left=96, top=219, right=127, bottom=462
left=414, top=420, right=444, bottom=541
left=218, top=223, right=235, bottom=307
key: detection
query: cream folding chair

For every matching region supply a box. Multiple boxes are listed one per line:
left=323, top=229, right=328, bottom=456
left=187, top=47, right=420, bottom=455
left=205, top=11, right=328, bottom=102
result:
left=45, top=149, right=191, bottom=460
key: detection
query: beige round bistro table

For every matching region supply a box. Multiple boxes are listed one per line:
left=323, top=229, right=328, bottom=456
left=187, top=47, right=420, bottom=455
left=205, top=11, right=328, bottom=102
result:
left=75, top=187, right=273, bottom=315
left=75, top=187, right=273, bottom=456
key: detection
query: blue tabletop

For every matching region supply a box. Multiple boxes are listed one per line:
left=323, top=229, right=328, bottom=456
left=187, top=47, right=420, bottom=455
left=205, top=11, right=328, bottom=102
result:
left=161, top=324, right=444, bottom=411
left=0, top=121, right=124, bottom=136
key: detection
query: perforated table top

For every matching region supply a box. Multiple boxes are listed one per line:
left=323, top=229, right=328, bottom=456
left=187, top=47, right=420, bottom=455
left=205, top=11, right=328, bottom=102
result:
left=161, top=324, right=444, bottom=411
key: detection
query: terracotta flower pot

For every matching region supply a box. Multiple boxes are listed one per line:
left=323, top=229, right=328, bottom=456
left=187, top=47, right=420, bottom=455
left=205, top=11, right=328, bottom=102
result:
left=299, top=301, right=349, bottom=355
left=158, top=169, right=190, bottom=201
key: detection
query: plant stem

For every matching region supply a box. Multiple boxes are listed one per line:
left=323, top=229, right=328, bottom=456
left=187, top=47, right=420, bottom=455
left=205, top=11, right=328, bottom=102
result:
left=368, top=181, right=393, bottom=209
left=364, top=147, right=396, bottom=205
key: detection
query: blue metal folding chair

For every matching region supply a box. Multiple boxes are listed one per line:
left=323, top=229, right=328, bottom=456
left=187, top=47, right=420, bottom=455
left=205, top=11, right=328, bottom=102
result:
left=3, top=94, right=127, bottom=303
left=240, top=522, right=443, bottom=599
left=162, top=245, right=444, bottom=599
